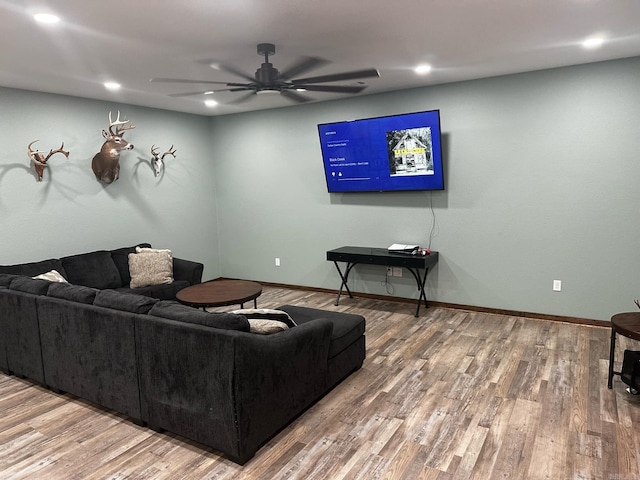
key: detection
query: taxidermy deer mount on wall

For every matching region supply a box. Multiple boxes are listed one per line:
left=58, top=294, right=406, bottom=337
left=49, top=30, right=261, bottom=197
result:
left=91, top=111, right=135, bottom=184
left=150, top=145, right=176, bottom=176
left=28, top=140, right=69, bottom=181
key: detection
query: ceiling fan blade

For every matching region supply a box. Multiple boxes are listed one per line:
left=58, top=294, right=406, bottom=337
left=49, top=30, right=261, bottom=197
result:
left=167, top=88, right=242, bottom=98
left=292, top=68, right=380, bottom=85
left=280, top=89, right=313, bottom=103
left=168, top=91, right=215, bottom=98
left=228, top=92, right=257, bottom=104
left=216, top=63, right=257, bottom=83
left=225, top=82, right=254, bottom=88
left=150, top=77, right=229, bottom=85
left=279, top=57, right=329, bottom=81
left=294, top=84, right=368, bottom=94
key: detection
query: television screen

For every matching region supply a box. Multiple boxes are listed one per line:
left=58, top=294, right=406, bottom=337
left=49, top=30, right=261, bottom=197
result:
left=318, top=110, right=444, bottom=193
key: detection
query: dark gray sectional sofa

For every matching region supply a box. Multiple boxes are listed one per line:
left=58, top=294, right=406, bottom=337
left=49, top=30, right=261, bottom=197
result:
left=0, top=243, right=203, bottom=300
left=0, top=246, right=366, bottom=464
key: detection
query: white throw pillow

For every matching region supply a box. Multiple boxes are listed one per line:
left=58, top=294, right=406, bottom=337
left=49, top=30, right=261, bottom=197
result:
left=33, top=270, right=68, bottom=283
left=128, top=248, right=173, bottom=288
left=229, top=308, right=297, bottom=327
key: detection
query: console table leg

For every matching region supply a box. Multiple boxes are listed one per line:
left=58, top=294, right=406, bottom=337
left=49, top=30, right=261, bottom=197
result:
left=333, top=261, right=355, bottom=306
left=608, top=328, right=616, bottom=389
left=407, top=267, right=429, bottom=317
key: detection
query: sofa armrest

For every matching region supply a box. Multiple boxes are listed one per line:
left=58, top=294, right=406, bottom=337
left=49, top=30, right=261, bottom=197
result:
left=172, top=257, right=203, bottom=285
left=232, top=319, right=334, bottom=461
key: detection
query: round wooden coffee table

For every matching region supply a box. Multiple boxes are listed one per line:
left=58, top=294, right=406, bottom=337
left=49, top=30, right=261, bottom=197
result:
left=608, top=312, right=640, bottom=388
left=176, top=280, right=262, bottom=309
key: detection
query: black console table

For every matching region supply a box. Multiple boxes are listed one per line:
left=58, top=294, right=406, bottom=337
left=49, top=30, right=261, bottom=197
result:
left=327, top=246, right=439, bottom=317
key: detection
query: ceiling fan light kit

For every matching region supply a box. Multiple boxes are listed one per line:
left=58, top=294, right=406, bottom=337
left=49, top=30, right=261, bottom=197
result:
left=152, top=43, right=380, bottom=105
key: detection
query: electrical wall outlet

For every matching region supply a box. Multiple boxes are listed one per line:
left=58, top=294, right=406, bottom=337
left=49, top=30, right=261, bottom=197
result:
left=275, top=257, right=281, bottom=267
left=393, top=267, right=403, bottom=277
left=553, top=279, right=562, bottom=292
left=386, top=267, right=393, bottom=276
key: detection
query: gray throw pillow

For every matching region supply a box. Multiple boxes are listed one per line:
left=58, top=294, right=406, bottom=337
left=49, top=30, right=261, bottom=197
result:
left=128, top=248, right=174, bottom=288
left=247, top=319, right=290, bottom=335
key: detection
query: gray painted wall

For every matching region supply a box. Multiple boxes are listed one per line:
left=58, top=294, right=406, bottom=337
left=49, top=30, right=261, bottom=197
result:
left=2, top=57, right=638, bottom=321
left=0, top=88, right=220, bottom=279
left=211, top=57, right=640, bottom=321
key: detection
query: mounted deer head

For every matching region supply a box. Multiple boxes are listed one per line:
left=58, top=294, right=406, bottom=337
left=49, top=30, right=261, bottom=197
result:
left=91, top=111, right=135, bottom=184
left=28, top=140, right=69, bottom=181
left=150, top=144, right=177, bottom=176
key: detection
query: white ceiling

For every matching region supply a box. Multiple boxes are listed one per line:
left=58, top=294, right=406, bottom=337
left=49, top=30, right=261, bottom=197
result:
left=2, top=0, right=639, bottom=116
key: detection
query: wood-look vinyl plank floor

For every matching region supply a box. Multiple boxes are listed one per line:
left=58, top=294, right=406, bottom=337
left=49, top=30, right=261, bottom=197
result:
left=1, top=286, right=639, bottom=479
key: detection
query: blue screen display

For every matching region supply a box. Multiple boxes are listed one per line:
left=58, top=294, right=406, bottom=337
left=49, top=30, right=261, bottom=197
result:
left=318, top=110, right=444, bottom=192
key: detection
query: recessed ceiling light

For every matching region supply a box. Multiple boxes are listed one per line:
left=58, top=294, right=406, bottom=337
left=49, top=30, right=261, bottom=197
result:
left=414, top=64, right=432, bottom=75
left=583, top=36, right=604, bottom=49
left=205, top=99, right=218, bottom=107
left=33, top=12, right=60, bottom=24
left=104, top=82, right=121, bottom=91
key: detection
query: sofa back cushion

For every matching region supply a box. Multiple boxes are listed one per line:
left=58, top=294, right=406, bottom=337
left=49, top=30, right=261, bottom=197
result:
left=9, top=276, right=51, bottom=295
left=0, top=258, right=67, bottom=279
left=61, top=251, right=122, bottom=289
left=0, top=273, right=19, bottom=287
left=47, top=282, right=98, bottom=304
left=94, top=289, right=158, bottom=314
left=149, top=301, right=250, bottom=332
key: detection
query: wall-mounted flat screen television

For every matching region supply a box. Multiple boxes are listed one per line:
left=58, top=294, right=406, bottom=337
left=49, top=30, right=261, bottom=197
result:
left=318, top=109, right=444, bottom=193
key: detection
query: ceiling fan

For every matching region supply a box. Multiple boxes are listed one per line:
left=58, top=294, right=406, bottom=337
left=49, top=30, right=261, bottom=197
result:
left=150, top=43, right=380, bottom=104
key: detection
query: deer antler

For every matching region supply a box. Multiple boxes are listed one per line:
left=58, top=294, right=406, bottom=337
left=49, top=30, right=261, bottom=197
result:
left=108, top=110, right=135, bottom=136
left=151, top=145, right=177, bottom=160
left=28, top=140, right=44, bottom=159
left=27, top=140, right=69, bottom=181
left=161, top=145, right=177, bottom=159
left=45, top=143, right=70, bottom=162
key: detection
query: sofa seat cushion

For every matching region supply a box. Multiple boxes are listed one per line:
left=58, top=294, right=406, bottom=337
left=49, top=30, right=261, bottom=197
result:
left=0, top=258, right=67, bottom=278
left=61, top=251, right=122, bottom=289
left=277, top=305, right=365, bottom=359
left=149, top=300, right=250, bottom=332
left=47, top=282, right=98, bottom=304
left=116, top=280, right=189, bottom=300
left=9, top=276, right=52, bottom=295
left=94, top=289, right=158, bottom=314
left=110, top=243, right=152, bottom=285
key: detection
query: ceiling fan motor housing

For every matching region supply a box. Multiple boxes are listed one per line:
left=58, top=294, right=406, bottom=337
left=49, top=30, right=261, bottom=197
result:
left=256, top=63, right=280, bottom=84
left=255, top=43, right=280, bottom=87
